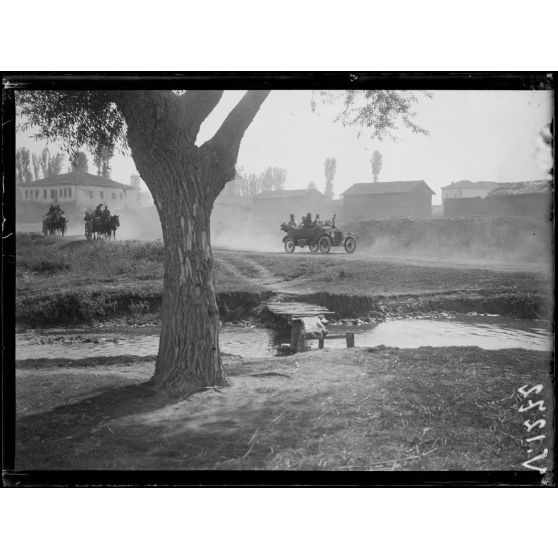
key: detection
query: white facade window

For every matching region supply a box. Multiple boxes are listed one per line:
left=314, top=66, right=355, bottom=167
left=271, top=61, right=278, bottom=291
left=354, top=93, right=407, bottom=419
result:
left=119, top=193, right=123, bottom=199
left=51, top=189, right=56, bottom=199
left=24, top=190, right=28, bottom=199
left=100, top=191, right=104, bottom=199
left=90, top=190, right=93, bottom=199
left=35, top=190, right=39, bottom=199
left=43, top=190, right=47, bottom=199
left=112, top=192, right=117, bottom=199
left=68, top=188, right=72, bottom=198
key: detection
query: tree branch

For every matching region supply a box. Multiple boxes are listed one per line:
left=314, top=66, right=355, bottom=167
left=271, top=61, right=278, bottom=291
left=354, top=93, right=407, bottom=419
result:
left=181, top=90, right=224, bottom=141
left=203, top=90, right=270, bottom=160
left=197, top=90, right=270, bottom=200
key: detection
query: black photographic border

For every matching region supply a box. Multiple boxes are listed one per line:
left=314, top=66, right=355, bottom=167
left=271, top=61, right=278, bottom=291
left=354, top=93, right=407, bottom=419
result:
left=1, top=71, right=555, bottom=487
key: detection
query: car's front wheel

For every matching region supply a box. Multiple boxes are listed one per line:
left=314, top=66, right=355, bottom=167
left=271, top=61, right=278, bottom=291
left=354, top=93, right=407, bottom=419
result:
left=284, top=237, right=296, bottom=253
left=344, top=236, right=357, bottom=254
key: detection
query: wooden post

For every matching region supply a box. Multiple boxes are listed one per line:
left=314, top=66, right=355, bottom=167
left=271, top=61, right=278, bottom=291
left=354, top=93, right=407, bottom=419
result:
left=291, top=318, right=305, bottom=352
left=318, top=334, right=325, bottom=349
left=346, top=332, right=355, bottom=348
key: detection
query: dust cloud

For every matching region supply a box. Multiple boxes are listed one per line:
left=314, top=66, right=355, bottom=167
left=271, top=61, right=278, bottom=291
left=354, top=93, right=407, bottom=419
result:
left=349, top=216, right=553, bottom=267
left=211, top=221, right=284, bottom=252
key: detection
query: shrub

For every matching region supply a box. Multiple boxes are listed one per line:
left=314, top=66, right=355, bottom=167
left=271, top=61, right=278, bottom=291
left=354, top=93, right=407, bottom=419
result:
left=18, top=255, right=70, bottom=274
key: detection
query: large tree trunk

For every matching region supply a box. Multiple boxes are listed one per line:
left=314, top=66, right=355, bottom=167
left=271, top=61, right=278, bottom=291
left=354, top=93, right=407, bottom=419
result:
left=151, top=175, right=225, bottom=393
left=115, top=90, right=269, bottom=395
left=128, top=141, right=228, bottom=393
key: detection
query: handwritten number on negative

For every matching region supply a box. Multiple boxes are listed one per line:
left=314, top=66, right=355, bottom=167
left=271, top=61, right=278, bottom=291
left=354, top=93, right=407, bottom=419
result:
left=518, top=384, right=543, bottom=398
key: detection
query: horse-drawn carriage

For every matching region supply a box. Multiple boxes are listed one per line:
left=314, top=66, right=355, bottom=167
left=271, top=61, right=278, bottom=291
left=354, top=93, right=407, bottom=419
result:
left=42, top=204, right=68, bottom=236
left=84, top=205, right=120, bottom=240
left=280, top=214, right=357, bottom=254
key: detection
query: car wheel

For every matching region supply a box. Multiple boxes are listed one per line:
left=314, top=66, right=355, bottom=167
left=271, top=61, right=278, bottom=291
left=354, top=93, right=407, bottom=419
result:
left=344, top=236, right=357, bottom=254
left=319, top=236, right=331, bottom=254
left=284, top=237, right=296, bottom=253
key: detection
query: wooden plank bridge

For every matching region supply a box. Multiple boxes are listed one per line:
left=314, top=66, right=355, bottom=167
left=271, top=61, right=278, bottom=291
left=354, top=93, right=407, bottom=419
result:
left=266, top=301, right=354, bottom=352
left=266, top=301, right=336, bottom=321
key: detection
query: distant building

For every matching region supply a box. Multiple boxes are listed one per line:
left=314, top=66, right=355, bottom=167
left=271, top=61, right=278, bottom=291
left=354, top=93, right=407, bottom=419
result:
left=485, top=181, right=552, bottom=220
left=443, top=180, right=552, bottom=220
left=252, top=189, right=332, bottom=225
left=441, top=180, right=499, bottom=202
left=211, top=191, right=253, bottom=237
left=341, top=181, right=435, bottom=220
left=17, top=171, right=142, bottom=222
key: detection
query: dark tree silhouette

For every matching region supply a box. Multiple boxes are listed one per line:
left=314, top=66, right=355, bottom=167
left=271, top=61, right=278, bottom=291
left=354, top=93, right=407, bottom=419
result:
left=371, top=150, right=383, bottom=182
left=70, top=150, right=89, bottom=172
left=324, top=157, right=337, bottom=198
left=16, top=147, right=33, bottom=184
left=271, top=167, right=287, bottom=190
left=94, top=146, right=113, bottom=178
left=40, top=148, right=65, bottom=178
left=31, top=152, right=41, bottom=181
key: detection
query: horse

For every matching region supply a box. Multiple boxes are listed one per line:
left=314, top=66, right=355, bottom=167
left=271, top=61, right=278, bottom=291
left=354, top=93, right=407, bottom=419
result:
left=43, top=205, right=68, bottom=236
left=109, top=215, right=120, bottom=239
left=84, top=208, right=120, bottom=240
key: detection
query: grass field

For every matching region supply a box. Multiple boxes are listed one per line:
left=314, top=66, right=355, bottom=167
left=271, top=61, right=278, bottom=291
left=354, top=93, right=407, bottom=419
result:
left=15, top=234, right=552, bottom=325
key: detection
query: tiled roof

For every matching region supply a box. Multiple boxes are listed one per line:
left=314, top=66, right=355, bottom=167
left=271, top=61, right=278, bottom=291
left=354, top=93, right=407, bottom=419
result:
left=25, top=171, right=134, bottom=190
left=441, top=180, right=499, bottom=191
left=486, top=180, right=552, bottom=197
left=342, top=181, right=435, bottom=196
left=253, top=189, right=326, bottom=199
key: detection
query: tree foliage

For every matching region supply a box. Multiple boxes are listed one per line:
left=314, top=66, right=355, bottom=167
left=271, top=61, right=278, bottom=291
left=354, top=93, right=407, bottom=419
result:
left=70, top=150, right=89, bottom=172
left=40, top=148, right=65, bottom=178
left=93, top=146, right=113, bottom=178
left=16, top=147, right=33, bottom=184
left=313, top=90, right=430, bottom=140
left=223, top=165, right=287, bottom=197
left=324, top=156, right=337, bottom=198
left=271, top=167, right=287, bottom=190
left=371, top=150, right=383, bottom=182
left=18, top=91, right=127, bottom=158
left=31, top=153, right=41, bottom=181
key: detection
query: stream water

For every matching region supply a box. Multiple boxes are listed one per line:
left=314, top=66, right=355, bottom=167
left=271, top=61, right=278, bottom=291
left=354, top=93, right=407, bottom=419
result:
left=16, top=315, right=553, bottom=362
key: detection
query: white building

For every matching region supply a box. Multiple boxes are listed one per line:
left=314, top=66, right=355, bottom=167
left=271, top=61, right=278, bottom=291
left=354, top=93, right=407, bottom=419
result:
left=18, top=171, right=142, bottom=213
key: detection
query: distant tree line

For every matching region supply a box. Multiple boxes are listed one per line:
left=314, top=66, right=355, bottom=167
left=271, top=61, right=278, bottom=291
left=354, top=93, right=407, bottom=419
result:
left=307, top=156, right=337, bottom=198
left=16, top=147, right=66, bottom=184
left=16, top=148, right=112, bottom=184
left=223, top=156, right=341, bottom=199
left=223, top=166, right=287, bottom=197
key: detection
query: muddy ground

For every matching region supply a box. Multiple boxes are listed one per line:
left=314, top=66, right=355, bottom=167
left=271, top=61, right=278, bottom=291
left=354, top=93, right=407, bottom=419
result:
left=13, top=234, right=555, bottom=472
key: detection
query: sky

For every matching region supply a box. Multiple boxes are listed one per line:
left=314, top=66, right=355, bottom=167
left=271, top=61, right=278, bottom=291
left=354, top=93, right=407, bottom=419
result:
left=17, top=89, right=553, bottom=202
